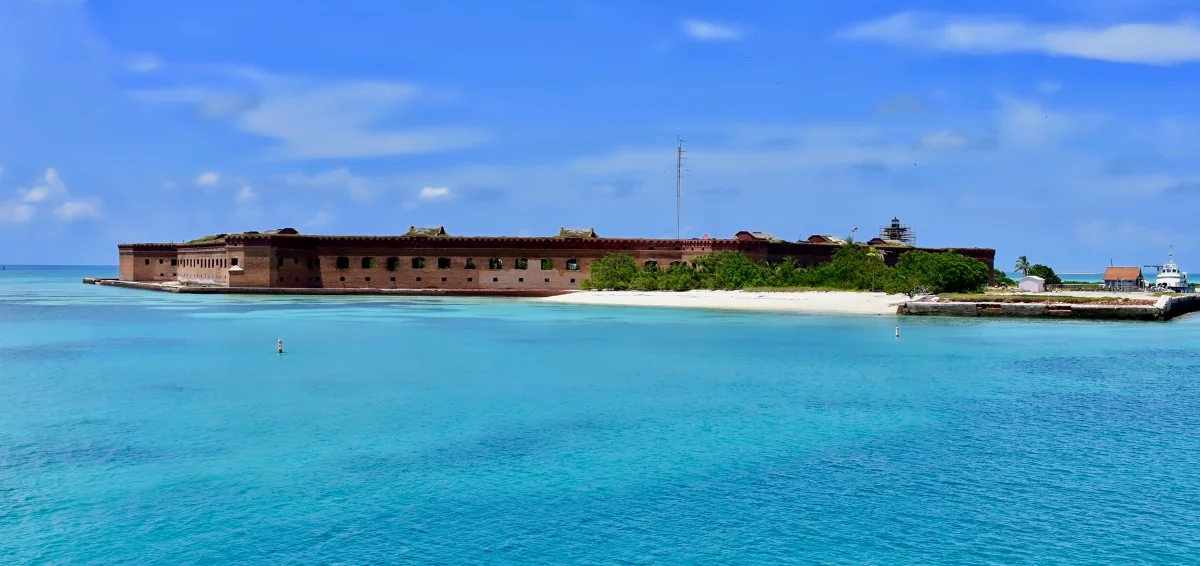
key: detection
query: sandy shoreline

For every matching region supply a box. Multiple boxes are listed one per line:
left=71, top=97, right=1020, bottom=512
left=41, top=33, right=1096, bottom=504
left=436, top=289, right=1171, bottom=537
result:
left=539, top=290, right=909, bottom=315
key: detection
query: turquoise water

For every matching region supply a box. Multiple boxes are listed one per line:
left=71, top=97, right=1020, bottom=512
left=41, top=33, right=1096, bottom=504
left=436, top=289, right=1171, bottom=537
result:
left=3, top=266, right=1200, bottom=564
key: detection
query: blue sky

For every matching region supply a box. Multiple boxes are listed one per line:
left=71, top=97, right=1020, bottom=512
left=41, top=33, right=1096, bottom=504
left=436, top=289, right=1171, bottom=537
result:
left=3, top=0, right=1200, bottom=270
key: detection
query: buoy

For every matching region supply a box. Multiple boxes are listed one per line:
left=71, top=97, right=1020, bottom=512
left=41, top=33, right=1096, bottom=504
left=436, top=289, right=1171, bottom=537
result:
left=277, top=338, right=283, bottom=354
left=895, top=326, right=900, bottom=338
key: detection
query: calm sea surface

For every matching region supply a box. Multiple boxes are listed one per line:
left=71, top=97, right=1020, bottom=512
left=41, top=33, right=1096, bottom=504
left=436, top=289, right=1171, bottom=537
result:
left=3, top=266, right=1200, bottom=564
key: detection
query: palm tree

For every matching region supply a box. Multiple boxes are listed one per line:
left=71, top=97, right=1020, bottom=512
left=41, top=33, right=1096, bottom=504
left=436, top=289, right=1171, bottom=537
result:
left=1014, top=255, right=1031, bottom=277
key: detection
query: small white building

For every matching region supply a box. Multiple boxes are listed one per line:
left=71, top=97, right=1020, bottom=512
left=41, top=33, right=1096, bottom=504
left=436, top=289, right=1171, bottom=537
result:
left=1018, top=275, right=1046, bottom=293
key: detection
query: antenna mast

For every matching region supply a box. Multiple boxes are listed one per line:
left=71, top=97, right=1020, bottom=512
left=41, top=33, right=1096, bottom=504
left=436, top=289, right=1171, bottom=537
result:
left=676, top=136, right=686, bottom=239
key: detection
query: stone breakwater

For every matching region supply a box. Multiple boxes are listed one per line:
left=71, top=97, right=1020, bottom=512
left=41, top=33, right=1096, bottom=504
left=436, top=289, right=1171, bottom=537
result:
left=898, top=294, right=1200, bottom=322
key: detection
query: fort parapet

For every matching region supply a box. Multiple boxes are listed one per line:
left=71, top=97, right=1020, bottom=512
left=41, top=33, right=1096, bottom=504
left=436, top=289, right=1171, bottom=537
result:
left=116, top=227, right=997, bottom=292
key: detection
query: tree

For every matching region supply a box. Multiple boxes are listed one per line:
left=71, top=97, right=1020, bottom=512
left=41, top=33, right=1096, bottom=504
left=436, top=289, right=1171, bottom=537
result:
left=1014, top=255, right=1031, bottom=276
left=580, top=253, right=639, bottom=290
left=885, top=250, right=989, bottom=295
left=995, top=270, right=1017, bottom=287
left=692, top=252, right=767, bottom=289
left=1028, top=264, right=1062, bottom=286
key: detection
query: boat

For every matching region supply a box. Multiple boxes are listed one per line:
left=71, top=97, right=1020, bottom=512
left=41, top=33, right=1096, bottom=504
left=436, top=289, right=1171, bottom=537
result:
left=1150, top=248, right=1189, bottom=292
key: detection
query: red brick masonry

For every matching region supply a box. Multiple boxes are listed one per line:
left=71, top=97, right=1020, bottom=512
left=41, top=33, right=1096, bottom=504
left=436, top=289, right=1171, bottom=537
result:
left=117, top=230, right=997, bottom=292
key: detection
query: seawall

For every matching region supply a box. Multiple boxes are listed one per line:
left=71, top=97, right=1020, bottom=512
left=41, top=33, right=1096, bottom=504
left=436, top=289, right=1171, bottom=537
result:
left=898, top=294, right=1200, bottom=322
left=85, top=278, right=570, bottom=298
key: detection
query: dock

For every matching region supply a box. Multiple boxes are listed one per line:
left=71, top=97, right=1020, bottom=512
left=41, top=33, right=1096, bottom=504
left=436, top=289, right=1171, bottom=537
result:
left=898, top=294, right=1200, bottom=322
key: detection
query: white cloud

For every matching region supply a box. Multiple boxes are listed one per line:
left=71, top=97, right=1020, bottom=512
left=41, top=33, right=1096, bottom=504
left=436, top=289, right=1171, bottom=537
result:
left=53, top=200, right=101, bottom=221
left=18, top=186, right=51, bottom=202
left=681, top=19, right=744, bottom=41
left=133, top=68, right=489, bottom=160
left=0, top=201, right=35, bottom=224
left=839, top=12, right=1200, bottom=65
left=919, top=130, right=970, bottom=150
left=1038, top=81, right=1063, bottom=93
left=14, top=167, right=69, bottom=203
left=418, top=186, right=453, bottom=200
left=194, top=171, right=220, bottom=186
left=277, top=168, right=373, bottom=200
left=234, top=185, right=257, bottom=204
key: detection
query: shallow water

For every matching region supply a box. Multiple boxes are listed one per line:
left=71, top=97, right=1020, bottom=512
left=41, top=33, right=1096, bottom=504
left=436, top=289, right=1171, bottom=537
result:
left=3, top=266, right=1199, bottom=564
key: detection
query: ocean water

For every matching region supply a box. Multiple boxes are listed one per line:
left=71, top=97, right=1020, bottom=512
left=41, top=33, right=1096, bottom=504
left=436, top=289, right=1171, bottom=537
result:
left=3, top=267, right=1200, bottom=564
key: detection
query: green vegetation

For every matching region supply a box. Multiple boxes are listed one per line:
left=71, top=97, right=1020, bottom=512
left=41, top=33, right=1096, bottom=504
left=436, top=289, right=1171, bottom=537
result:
left=1028, top=264, right=1062, bottom=285
left=995, top=271, right=1017, bottom=286
left=581, top=247, right=989, bottom=294
left=404, top=226, right=447, bottom=237
left=884, top=249, right=990, bottom=297
left=1014, top=255, right=1031, bottom=276
left=185, top=234, right=225, bottom=244
left=557, top=228, right=598, bottom=238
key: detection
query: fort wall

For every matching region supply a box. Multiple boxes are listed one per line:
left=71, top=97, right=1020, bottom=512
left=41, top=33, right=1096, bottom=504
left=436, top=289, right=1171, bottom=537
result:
left=117, top=232, right=996, bottom=291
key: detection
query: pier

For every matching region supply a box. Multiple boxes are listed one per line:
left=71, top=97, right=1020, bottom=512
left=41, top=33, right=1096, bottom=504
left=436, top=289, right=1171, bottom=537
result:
left=898, top=294, right=1200, bottom=322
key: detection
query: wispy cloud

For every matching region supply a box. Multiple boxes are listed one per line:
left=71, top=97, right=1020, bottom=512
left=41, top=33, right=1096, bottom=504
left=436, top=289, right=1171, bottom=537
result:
left=276, top=168, right=374, bottom=200
left=305, top=210, right=333, bottom=227
left=872, top=93, right=931, bottom=118
left=0, top=202, right=35, bottom=224
left=234, top=185, right=257, bottom=204
left=1, top=168, right=100, bottom=223
left=132, top=67, right=490, bottom=160
left=839, top=12, right=1200, bottom=65
left=681, top=19, right=743, bottom=41
left=127, top=54, right=161, bottom=73
left=919, top=130, right=970, bottom=150
left=418, top=186, right=453, bottom=200
left=54, top=199, right=101, bottom=221
left=194, top=171, right=220, bottom=186
left=1038, top=81, right=1063, bottom=94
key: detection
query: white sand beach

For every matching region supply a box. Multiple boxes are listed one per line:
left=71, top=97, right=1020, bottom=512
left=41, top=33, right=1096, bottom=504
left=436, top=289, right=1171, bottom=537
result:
left=540, top=290, right=909, bottom=315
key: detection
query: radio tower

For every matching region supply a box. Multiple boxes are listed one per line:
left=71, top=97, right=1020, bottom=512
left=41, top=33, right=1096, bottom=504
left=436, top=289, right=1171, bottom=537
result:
left=676, top=136, right=686, bottom=239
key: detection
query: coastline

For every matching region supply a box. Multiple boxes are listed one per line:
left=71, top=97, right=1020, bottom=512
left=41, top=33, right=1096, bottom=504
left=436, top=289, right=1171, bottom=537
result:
left=540, top=289, right=907, bottom=315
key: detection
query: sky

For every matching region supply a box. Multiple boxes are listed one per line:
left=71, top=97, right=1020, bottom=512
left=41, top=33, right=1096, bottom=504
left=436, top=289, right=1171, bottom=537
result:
left=3, top=0, right=1200, bottom=270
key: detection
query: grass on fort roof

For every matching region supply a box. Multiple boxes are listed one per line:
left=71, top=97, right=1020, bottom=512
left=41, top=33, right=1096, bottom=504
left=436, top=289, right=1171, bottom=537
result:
left=185, top=234, right=224, bottom=244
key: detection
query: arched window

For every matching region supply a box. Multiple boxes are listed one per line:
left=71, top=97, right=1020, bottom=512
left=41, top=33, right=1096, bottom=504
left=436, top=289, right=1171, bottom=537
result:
left=566, top=259, right=580, bottom=271
left=386, top=257, right=400, bottom=271
left=411, top=257, right=426, bottom=269
left=362, top=257, right=376, bottom=269
left=515, top=258, right=528, bottom=270
left=488, top=258, right=502, bottom=270
left=144, top=259, right=150, bottom=265
left=336, top=256, right=350, bottom=269
left=644, top=261, right=659, bottom=270
left=540, top=259, right=553, bottom=270
left=464, top=258, right=477, bottom=269
left=437, top=257, right=451, bottom=269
